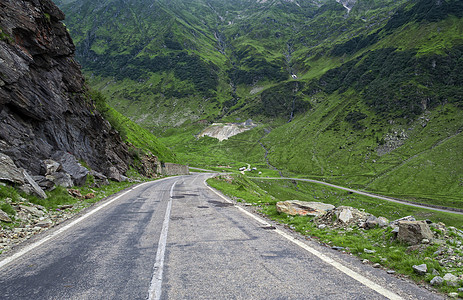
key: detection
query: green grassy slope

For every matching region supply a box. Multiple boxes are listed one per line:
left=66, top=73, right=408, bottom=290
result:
left=89, top=90, right=176, bottom=162
left=57, top=0, right=463, bottom=207
left=57, top=0, right=413, bottom=128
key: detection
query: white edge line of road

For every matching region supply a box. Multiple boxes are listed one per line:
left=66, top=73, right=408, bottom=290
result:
left=204, top=179, right=404, bottom=300
left=0, top=178, right=171, bottom=270
left=148, top=180, right=177, bottom=300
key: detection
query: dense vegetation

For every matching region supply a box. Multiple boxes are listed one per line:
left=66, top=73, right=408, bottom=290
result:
left=317, top=46, right=463, bottom=118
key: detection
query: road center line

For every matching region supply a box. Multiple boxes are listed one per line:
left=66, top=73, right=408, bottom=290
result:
left=204, top=179, right=403, bottom=300
left=0, top=179, right=170, bottom=270
left=148, top=180, right=177, bottom=300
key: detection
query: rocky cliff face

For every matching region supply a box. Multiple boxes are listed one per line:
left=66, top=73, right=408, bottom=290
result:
left=0, top=0, right=131, bottom=178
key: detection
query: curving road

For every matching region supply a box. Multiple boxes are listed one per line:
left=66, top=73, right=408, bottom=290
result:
left=251, top=177, right=463, bottom=215
left=0, top=174, right=443, bottom=299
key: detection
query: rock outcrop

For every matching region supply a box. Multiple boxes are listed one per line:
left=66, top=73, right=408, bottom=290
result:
left=276, top=200, right=335, bottom=217
left=0, top=0, right=131, bottom=179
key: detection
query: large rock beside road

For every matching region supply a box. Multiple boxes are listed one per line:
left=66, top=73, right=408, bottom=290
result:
left=276, top=200, right=335, bottom=217
left=108, top=166, right=129, bottom=182
left=47, top=172, right=74, bottom=188
left=398, top=221, right=434, bottom=245
left=21, top=169, right=47, bottom=199
left=0, top=153, right=24, bottom=184
left=338, top=207, right=354, bottom=223
left=53, top=152, right=88, bottom=186
left=19, top=205, right=45, bottom=217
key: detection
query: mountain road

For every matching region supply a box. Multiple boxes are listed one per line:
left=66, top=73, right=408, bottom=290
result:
left=251, top=177, right=463, bottom=215
left=0, top=174, right=443, bottom=299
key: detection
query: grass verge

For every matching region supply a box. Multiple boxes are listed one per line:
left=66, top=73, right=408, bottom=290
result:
left=0, top=176, right=152, bottom=236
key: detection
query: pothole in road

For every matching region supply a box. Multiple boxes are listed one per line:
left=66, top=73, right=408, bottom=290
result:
left=208, top=200, right=234, bottom=207
left=182, top=193, right=199, bottom=197
left=171, top=196, right=185, bottom=199
left=261, top=225, right=276, bottom=230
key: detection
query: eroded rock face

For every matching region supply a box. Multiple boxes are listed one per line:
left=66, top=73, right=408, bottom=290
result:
left=139, top=153, right=160, bottom=178
left=198, top=120, right=257, bottom=141
left=0, top=0, right=131, bottom=178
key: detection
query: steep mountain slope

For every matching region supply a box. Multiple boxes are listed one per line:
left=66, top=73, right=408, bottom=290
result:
left=58, top=0, right=401, bottom=127
left=0, top=0, right=174, bottom=182
left=56, top=0, right=463, bottom=207
left=57, top=0, right=463, bottom=126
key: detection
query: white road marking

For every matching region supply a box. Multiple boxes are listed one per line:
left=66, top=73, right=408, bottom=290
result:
left=204, top=179, right=404, bottom=300
left=148, top=180, right=177, bottom=300
left=0, top=179, right=170, bottom=270
left=190, top=174, right=200, bottom=185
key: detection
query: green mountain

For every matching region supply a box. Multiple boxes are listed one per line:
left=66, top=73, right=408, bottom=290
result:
left=56, top=0, right=463, bottom=208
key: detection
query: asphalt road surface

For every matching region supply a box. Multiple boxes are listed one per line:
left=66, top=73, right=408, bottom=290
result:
left=0, top=174, right=443, bottom=299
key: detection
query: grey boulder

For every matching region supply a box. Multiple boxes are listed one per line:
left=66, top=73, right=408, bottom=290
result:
left=108, top=167, right=128, bottom=182
left=430, top=276, right=444, bottom=286
left=365, top=216, right=379, bottom=229
left=19, top=205, right=44, bottom=217
left=0, top=152, right=25, bottom=184
left=377, top=217, right=389, bottom=227
left=443, top=273, right=459, bottom=286
left=46, top=172, right=73, bottom=188
left=53, top=152, right=88, bottom=186
left=33, top=175, right=55, bottom=190
left=42, top=159, right=61, bottom=175
left=412, top=264, right=427, bottom=275
left=21, top=169, right=47, bottom=199
left=398, top=221, right=433, bottom=245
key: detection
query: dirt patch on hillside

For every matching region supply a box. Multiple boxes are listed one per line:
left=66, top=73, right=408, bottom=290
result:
left=198, top=120, right=257, bottom=141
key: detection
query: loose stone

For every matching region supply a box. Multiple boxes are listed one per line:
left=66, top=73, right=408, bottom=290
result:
left=412, top=264, right=427, bottom=275
left=430, top=276, right=443, bottom=286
